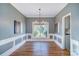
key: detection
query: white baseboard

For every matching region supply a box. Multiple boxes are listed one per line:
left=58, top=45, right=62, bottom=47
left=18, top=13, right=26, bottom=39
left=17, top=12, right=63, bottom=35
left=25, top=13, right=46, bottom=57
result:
left=1, top=40, right=26, bottom=56
left=54, top=40, right=64, bottom=49
left=53, top=34, right=64, bottom=49
left=26, top=39, right=53, bottom=41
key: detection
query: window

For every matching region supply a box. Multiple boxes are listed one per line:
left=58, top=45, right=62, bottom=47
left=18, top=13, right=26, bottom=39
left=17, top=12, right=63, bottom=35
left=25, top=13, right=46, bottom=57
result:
left=32, top=21, right=48, bottom=38
left=54, top=23, right=59, bottom=33
left=54, top=23, right=58, bottom=33
left=14, top=20, right=21, bottom=34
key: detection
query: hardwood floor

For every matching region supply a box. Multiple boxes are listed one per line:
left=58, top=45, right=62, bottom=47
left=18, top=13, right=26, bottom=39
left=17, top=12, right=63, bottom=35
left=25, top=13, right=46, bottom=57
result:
left=10, top=41, right=70, bottom=56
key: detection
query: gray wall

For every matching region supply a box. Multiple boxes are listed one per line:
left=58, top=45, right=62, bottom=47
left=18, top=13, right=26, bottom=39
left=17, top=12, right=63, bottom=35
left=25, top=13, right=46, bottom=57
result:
left=55, top=3, right=79, bottom=41
left=0, top=3, right=26, bottom=40
left=25, top=17, right=55, bottom=33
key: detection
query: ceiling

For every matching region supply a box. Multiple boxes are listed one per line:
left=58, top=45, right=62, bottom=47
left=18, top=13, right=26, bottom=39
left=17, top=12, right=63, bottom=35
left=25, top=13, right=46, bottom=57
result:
left=11, top=3, right=67, bottom=17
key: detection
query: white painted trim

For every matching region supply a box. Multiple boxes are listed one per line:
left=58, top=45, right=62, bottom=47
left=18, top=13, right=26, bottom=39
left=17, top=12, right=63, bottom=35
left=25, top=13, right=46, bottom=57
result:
left=0, top=34, right=26, bottom=46
left=26, top=33, right=54, bottom=41
left=70, top=39, right=79, bottom=56
left=26, top=39, right=53, bottom=41
left=54, top=39, right=63, bottom=49
left=1, top=40, right=26, bottom=56
left=26, top=33, right=32, bottom=39
left=54, top=34, right=62, bottom=39
left=54, top=34, right=64, bottom=49
left=48, top=33, right=54, bottom=40
left=0, top=34, right=26, bottom=56
left=62, top=13, right=71, bottom=49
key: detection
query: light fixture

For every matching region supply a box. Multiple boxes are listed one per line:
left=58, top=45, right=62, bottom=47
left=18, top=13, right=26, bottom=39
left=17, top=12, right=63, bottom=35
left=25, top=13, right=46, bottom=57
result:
left=38, top=8, right=41, bottom=23
left=35, top=8, right=45, bottom=24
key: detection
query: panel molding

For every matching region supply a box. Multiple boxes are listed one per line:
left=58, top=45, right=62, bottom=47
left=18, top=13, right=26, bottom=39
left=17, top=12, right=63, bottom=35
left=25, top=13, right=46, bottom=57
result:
left=1, top=41, right=26, bottom=56
left=0, top=34, right=26, bottom=56
left=70, top=39, right=79, bottom=56
left=53, top=34, right=64, bottom=49
left=26, top=33, right=54, bottom=41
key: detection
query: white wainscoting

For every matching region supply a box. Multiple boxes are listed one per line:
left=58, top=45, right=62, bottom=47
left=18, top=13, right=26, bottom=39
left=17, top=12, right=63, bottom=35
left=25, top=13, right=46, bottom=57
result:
left=0, top=33, right=54, bottom=56
left=53, top=34, right=64, bottom=49
left=0, top=34, right=26, bottom=56
left=70, top=39, right=79, bottom=56
left=26, top=33, right=54, bottom=41
left=48, top=33, right=54, bottom=40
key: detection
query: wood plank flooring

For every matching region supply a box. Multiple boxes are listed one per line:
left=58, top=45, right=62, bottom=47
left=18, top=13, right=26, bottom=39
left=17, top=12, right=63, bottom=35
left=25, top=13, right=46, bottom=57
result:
left=10, top=41, right=70, bottom=56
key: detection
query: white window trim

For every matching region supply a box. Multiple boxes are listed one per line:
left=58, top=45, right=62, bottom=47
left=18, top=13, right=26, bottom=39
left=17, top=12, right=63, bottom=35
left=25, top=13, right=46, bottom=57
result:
left=32, top=21, right=49, bottom=39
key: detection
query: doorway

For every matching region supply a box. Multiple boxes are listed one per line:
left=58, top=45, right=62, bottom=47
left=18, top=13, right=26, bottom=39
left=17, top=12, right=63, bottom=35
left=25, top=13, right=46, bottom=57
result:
left=62, top=13, right=71, bottom=51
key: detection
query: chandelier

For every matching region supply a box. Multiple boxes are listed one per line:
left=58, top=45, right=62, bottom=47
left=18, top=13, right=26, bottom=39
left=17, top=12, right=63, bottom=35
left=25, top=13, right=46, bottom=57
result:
left=34, top=8, right=45, bottom=25
left=38, top=8, right=41, bottom=22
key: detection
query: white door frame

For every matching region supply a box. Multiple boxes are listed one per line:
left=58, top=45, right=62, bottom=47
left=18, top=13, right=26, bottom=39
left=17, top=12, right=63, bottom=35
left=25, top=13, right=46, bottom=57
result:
left=62, top=13, right=71, bottom=49
left=32, top=20, right=49, bottom=39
